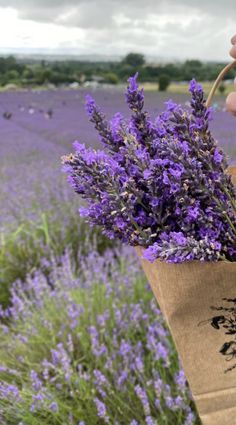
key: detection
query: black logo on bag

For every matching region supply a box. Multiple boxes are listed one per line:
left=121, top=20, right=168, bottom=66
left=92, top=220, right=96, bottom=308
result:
left=198, top=298, right=236, bottom=373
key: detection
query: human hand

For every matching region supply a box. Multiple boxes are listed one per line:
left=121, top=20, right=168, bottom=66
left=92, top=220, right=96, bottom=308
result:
left=225, top=35, right=236, bottom=115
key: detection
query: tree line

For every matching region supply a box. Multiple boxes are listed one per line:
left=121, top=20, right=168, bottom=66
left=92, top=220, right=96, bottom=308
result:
left=0, top=53, right=234, bottom=89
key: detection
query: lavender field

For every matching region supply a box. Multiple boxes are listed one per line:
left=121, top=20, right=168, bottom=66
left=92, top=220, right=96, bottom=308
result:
left=0, top=86, right=235, bottom=424
left=1, top=88, right=235, bottom=231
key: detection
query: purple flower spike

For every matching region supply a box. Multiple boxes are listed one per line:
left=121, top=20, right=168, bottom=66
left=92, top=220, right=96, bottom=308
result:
left=85, top=94, right=96, bottom=116
left=94, top=397, right=109, bottom=423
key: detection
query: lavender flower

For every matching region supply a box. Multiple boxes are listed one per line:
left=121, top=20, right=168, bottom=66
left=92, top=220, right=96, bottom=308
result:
left=49, top=401, right=58, bottom=412
left=125, top=73, right=154, bottom=145
left=63, top=76, right=236, bottom=263
left=93, top=369, right=109, bottom=397
left=94, top=397, right=109, bottom=423
left=184, top=411, right=196, bottom=425
left=135, top=385, right=151, bottom=415
left=30, top=370, right=42, bottom=391
left=175, top=369, right=187, bottom=392
left=145, top=416, right=155, bottom=425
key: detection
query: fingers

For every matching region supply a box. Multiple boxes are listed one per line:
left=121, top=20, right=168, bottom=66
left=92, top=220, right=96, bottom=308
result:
left=227, top=36, right=236, bottom=115
left=230, top=34, right=236, bottom=58
left=226, top=91, right=236, bottom=116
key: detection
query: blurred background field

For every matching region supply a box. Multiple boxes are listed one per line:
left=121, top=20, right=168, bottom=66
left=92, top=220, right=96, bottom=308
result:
left=0, top=81, right=235, bottom=424
left=0, top=0, right=235, bottom=423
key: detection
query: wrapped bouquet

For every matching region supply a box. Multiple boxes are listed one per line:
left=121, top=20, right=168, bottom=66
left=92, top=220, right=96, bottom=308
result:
left=62, top=45, right=236, bottom=425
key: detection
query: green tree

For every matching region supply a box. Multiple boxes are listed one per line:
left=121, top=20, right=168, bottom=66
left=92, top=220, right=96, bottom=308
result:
left=103, top=72, right=119, bottom=84
left=116, top=63, right=134, bottom=80
left=6, top=69, right=19, bottom=81
left=34, top=66, right=53, bottom=84
left=182, top=59, right=203, bottom=80
left=122, top=53, right=145, bottom=68
left=158, top=74, right=170, bottom=91
left=5, top=55, right=17, bottom=71
left=22, top=67, right=34, bottom=80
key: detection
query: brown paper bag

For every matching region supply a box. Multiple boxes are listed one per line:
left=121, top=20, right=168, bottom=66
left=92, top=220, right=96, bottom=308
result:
left=228, top=166, right=236, bottom=182
left=137, top=255, right=236, bottom=424
left=136, top=168, right=236, bottom=425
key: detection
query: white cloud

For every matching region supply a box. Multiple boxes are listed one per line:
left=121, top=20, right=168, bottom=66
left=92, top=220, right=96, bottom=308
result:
left=0, top=8, right=85, bottom=51
left=0, top=1, right=234, bottom=60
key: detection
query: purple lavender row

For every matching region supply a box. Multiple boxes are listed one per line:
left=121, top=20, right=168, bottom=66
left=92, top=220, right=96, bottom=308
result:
left=0, top=88, right=235, bottom=233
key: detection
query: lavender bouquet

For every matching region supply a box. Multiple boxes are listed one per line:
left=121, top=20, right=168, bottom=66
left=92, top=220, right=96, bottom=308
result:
left=62, top=74, right=236, bottom=263
left=62, top=60, right=236, bottom=424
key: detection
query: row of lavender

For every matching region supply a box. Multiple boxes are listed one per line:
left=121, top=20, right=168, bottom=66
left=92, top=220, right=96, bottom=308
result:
left=0, top=87, right=234, bottom=423
left=0, top=88, right=235, bottom=230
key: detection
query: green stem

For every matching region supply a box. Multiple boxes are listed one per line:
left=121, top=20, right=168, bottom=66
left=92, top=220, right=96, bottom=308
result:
left=222, top=186, right=236, bottom=213
left=213, top=196, right=236, bottom=237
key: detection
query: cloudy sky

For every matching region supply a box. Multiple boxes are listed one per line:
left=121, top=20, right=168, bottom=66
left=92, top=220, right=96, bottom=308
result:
left=0, top=0, right=235, bottom=60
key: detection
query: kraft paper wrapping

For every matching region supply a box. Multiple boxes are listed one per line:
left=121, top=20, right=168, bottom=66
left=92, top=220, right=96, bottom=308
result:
left=228, top=166, right=236, bottom=183
left=137, top=257, right=236, bottom=424
left=136, top=168, right=236, bottom=425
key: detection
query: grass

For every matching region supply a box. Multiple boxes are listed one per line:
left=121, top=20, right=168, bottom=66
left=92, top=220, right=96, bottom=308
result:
left=1, top=81, right=234, bottom=96
left=0, top=205, right=114, bottom=307
left=141, top=81, right=234, bottom=96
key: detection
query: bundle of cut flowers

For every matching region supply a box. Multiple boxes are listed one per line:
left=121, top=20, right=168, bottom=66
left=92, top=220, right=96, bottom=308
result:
left=62, top=74, right=236, bottom=263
